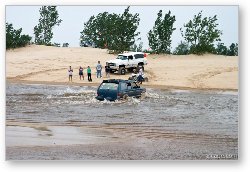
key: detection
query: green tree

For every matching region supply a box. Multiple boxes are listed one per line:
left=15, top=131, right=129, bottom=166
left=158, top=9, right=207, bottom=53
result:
left=180, top=11, right=222, bottom=55
left=115, top=7, right=140, bottom=52
left=80, top=15, right=96, bottom=47
left=6, top=23, right=31, bottom=49
left=34, top=6, right=62, bottom=45
left=227, top=43, right=238, bottom=56
left=80, top=6, right=140, bottom=53
left=173, top=41, right=189, bottom=55
left=148, top=10, right=176, bottom=54
left=216, top=42, right=228, bottom=55
left=80, top=13, right=118, bottom=49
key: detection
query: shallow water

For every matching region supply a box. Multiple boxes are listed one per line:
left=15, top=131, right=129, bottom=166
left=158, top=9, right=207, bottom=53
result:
left=6, top=83, right=238, bottom=159
left=6, top=83, right=238, bottom=136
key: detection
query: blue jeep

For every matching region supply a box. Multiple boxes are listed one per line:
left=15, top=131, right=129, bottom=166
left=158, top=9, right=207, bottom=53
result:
left=96, top=79, right=146, bottom=101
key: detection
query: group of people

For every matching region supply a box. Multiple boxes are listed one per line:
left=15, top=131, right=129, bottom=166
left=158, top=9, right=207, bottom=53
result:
left=68, top=61, right=144, bottom=84
left=68, top=61, right=111, bottom=82
left=68, top=65, right=92, bottom=82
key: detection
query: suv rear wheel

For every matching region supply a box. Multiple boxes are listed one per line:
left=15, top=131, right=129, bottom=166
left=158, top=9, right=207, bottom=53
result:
left=119, top=67, right=126, bottom=75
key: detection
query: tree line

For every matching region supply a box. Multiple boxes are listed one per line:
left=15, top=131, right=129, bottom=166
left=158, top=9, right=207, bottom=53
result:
left=6, top=23, right=32, bottom=49
left=6, top=6, right=238, bottom=56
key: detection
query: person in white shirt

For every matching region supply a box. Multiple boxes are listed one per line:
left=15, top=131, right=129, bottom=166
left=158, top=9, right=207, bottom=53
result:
left=137, top=67, right=144, bottom=84
left=68, top=66, right=73, bottom=82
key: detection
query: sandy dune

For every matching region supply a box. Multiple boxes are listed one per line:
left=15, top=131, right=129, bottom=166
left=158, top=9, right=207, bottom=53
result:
left=6, top=45, right=238, bottom=90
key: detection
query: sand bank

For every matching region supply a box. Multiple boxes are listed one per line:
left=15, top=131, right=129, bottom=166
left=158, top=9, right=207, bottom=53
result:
left=6, top=45, right=238, bottom=90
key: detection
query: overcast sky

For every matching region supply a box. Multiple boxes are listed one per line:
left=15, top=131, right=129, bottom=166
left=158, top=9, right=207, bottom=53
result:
left=6, top=5, right=238, bottom=50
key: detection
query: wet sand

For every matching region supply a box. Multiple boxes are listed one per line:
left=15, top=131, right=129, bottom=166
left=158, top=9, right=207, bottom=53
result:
left=6, top=125, right=115, bottom=147
left=6, top=124, right=238, bottom=160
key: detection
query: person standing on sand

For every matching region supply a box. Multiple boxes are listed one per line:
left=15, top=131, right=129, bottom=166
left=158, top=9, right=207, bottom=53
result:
left=96, top=61, right=102, bottom=78
left=68, top=66, right=73, bottom=82
left=87, top=66, right=92, bottom=82
left=79, top=66, right=84, bottom=80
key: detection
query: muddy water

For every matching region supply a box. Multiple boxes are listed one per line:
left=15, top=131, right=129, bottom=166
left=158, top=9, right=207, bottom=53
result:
left=6, top=83, right=238, bottom=160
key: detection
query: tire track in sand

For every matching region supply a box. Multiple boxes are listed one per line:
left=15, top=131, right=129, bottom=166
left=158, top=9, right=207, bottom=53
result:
left=7, top=67, right=67, bottom=80
left=189, top=67, right=238, bottom=89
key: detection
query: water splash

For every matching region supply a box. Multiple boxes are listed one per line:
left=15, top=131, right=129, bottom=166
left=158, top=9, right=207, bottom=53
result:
left=145, top=91, right=163, bottom=99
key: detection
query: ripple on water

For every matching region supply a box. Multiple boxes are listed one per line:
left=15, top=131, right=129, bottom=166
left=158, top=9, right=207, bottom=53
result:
left=6, top=83, right=238, bottom=137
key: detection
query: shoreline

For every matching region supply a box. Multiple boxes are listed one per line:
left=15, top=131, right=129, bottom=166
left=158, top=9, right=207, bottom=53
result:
left=6, top=78, right=238, bottom=92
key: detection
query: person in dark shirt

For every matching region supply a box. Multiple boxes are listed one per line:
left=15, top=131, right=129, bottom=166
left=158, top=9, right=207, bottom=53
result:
left=87, top=66, right=92, bottom=82
left=79, top=66, right=84, bottom=80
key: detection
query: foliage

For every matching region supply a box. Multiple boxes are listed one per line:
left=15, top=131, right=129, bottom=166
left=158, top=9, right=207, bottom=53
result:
left=80, top=6, right=140, bottom=53
left=6, top=23, right=32, bottom=49
left=148, top=10, right=176, bottom=54
left=62, top=43, right=69, bottom=47
left=227, top=43, right=238, bottom=56
left=173, top=41, right=189, bottom=55
left=215, top=42, right=238, bottom=56
left=180, top=11, right=222, bottom=55
left=34, top=6, right=62, bottom=45
left=216, top=42, right=228, bottom=55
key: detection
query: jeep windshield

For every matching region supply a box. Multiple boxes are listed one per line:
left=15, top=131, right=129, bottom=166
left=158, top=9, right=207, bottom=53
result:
left=99, top=83, right=118, bottom=90
left=116, top=55, right=127, bottom=60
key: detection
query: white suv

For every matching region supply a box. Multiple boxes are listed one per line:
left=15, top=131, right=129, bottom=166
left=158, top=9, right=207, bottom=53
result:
left=106, top=52, right=148, bottom=75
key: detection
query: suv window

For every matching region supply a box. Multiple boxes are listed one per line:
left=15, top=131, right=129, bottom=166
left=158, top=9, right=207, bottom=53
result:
left=127, top=82, right=132, bottom=89
left=134, top=54, right=144, bottom=59
left=120, top=83, right=127, bottom=91
left=128, top=55, right=133, bottom=60
left=99, top=83, right=118, bottom=90
left=117, top=55, right=128, bottom=60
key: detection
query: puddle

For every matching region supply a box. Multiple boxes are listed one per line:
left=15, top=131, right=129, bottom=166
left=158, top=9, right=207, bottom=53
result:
left=6, top=125, right=114, bottom=147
